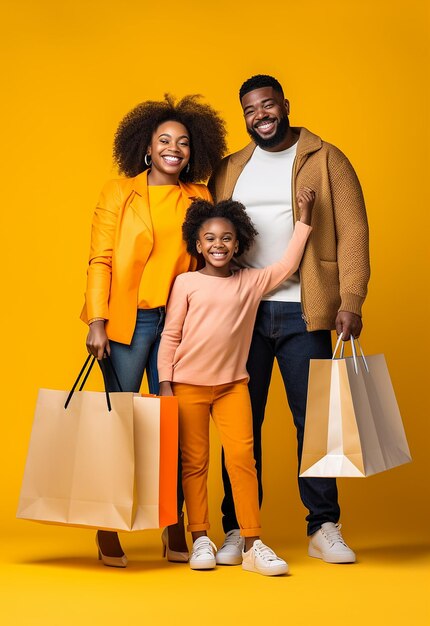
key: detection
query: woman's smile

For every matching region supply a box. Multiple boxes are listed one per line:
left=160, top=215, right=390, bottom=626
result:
left=161, top=154, right=183, bottom=166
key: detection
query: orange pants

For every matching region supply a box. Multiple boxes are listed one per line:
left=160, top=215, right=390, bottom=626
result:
left=173, top=379, right=261, bottom=537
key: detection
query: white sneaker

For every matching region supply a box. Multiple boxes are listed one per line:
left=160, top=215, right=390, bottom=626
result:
left=216, top=530, right=244, bottom=565
left=242, top=540, right=288, bottom=576
left=308, top=522, right=356, bottom=563
left=189, top=536, right=217, bottom=570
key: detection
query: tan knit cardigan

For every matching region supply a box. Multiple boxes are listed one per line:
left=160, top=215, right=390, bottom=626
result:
left=208, top=128, right=370, bottom=331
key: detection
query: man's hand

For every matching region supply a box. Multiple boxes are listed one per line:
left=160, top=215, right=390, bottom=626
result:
left=335, top=311, right=363, bottom=341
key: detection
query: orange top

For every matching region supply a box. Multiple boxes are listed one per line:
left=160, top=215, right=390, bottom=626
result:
left=81, top=170, right=211, bottom=344
left=158, top=221, right=311, bottom=385
left=138, top=185, right=191, bottom=308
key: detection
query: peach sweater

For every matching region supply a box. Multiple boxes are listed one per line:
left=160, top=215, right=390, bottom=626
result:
left=158, top=221, right=311, bottom=386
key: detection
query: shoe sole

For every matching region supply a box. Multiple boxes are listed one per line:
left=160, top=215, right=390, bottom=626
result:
left=242, top=562, right=288, bottom=576
left=189, top=559, right=216, bottom=570
left=308, top=545, right=356, bottom=563
left=166, top=554, right=189, bottom=563
left=215, top=555, right=243, bottom=566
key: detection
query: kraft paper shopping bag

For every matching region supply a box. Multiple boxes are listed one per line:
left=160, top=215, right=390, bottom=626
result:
left=299, top=336, right=411, bottom=478
left=17, top=386, right=136, bottom=530
left=17, top=356, right=179, bottom=531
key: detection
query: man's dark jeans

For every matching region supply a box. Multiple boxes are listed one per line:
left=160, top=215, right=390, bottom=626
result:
left=221, top=301, right=340, bottom=536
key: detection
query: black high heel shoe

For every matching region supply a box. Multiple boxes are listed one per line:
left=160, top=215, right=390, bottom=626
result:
left=96, top=530, right=128, bottom=568
left=161, top=513, right=189, bottom=562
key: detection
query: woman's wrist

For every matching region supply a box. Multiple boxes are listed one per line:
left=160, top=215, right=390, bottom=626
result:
left=88, top=318, right=106, bottom=325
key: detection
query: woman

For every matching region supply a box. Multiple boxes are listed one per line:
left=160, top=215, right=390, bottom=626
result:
left=81, top=94, right=226, bottom=567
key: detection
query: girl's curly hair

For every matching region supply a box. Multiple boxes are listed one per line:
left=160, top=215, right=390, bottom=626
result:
left=113, top=94, right=227, bottom=182
left=182, top=199, right=258, bottom=258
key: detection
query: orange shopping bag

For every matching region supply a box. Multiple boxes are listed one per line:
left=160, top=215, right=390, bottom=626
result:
left=133, top=393, right=178, bottom=530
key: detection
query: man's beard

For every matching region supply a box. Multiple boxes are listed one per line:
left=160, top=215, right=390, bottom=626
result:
left=247, top=115, right=290, bottom=149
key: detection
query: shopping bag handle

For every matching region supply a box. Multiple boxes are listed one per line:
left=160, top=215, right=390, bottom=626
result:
left=332, top=333, right=369, bottom=375
left=102, top=354, right=124, bottom=393
left=64, top=354, right=123, bottom=411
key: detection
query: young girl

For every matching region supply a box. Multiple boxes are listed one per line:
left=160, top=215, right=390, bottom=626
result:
left=158, top=188, right=314, bottom=576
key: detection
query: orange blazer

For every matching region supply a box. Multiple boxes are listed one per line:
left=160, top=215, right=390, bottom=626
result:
left=81, top=170, right=211, bottom=344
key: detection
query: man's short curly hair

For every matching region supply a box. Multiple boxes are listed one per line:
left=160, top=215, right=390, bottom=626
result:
left=182, top=199, right=258, bottom=258
left=113, top=94, right=227, bottom=182
left=239, top=74, right=284, bottom=100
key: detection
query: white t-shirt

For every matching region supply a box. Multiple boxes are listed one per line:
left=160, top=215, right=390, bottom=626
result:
left=232, top=143, right=300, bottom=302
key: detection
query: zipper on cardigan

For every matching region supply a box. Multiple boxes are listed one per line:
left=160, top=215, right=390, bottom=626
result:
left=291, top=153, right=310, bottom=326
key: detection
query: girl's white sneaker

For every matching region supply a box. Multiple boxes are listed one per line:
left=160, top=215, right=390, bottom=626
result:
left=216, top=529, right=244, bottom=565
left=189, top=536, right=217, bottom=570
left=242, top=540, right=288, bottom=576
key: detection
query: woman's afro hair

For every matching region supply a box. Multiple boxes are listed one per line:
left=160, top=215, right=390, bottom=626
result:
left=182, top=199, right=258, bottom=258
left=113, top=94, right=227, bottom=182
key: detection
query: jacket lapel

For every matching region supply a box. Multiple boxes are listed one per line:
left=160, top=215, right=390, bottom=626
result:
left=223, top=142, right=256, bottom=199
left=293, top=127, right=322, bottom=176
left=128, top=170, right=153, bottom=231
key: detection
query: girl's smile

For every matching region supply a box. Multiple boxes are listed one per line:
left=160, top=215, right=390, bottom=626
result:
left=196, top=217, right=239, bottom=277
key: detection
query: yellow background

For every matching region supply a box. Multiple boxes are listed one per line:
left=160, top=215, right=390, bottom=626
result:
left=1, top=0, right=429, bottom=624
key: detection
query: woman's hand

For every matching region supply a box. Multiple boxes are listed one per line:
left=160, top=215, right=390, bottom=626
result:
left=159, top=381, right=174, bottom=396
left=86, top=320, right=110, bottom=360
left=297, top=187, right=315, bottom=225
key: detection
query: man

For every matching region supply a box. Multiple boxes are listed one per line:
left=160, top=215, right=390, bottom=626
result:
left=209, top=74, right=370, bottom=565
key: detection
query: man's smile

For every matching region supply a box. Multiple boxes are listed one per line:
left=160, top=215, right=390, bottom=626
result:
left=254, top=119, right=277, bottom=135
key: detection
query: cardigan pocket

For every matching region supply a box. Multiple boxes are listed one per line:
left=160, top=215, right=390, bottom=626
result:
left=318, top=260, right=340, bottom=289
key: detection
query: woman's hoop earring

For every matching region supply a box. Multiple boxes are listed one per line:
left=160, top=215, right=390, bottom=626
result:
left=144, top=154, right=152, bottom=167
left=186, top=163, right=190, bottom=173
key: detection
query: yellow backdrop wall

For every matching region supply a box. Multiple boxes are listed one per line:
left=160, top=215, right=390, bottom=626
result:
left=1, top=0, right=429, bottom=551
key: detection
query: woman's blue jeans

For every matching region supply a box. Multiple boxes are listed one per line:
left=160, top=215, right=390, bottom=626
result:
left=101, top=308, right=164, bottom=395
left=99, top=307, right=184, bottom=516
